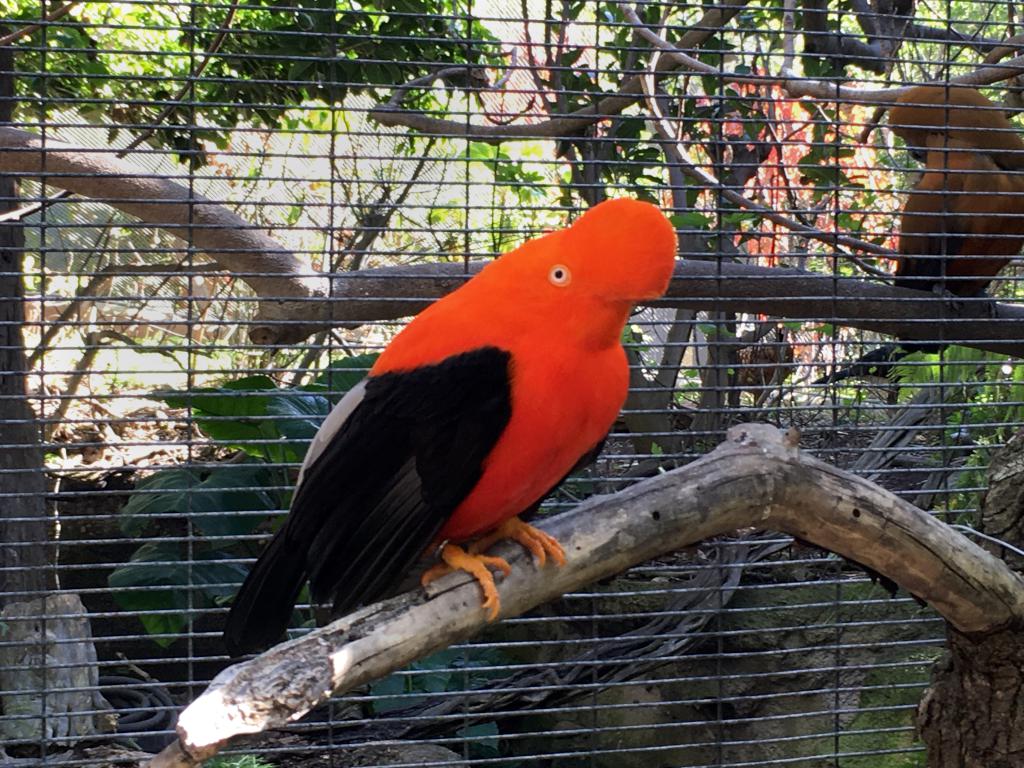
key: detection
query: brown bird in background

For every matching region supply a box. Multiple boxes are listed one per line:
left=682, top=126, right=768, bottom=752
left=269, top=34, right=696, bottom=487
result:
left=819, top=85, right=1024, bottom=384
left=890, top=84, right=1024, bottom=297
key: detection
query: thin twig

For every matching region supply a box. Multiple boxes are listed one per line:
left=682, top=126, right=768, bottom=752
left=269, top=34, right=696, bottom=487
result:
left=122, top=0, right=241, bottom=154
left=781, top=0, right=797, bottom=71
left=0, top=2, right=81, bottom=46
left=28, top=262, right=225, bottom=367
left=0, top=0, right=241, bottom=223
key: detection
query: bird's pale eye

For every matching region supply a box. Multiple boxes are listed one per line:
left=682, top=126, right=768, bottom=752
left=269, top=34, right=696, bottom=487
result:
left=549, top=264, right=572, bottom=287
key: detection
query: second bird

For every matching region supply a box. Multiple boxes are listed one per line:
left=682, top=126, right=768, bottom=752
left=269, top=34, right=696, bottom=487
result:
left=890, top=84, right=1024, bottom=297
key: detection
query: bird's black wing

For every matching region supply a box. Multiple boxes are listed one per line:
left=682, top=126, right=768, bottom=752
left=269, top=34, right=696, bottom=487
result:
left=223, top=346, right=512, bottom=655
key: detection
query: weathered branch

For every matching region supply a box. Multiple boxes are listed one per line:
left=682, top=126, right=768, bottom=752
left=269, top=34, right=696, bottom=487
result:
left=0, top=126, right=327, bottom=345
left=322, top=259, right=1024, bottom=356
left=7, top=128, right=1024, bottom=352
left=149, top=424, right=1024, bottom=768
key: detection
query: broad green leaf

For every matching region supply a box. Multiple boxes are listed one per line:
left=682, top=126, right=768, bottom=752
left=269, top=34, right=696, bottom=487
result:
left=110, top=543, right=251, bottom=644
left=313, top=353, right=379, bottom=397
left=118, top=468, right=202, bottom=536
left=120, top=462, right=280, bottom=538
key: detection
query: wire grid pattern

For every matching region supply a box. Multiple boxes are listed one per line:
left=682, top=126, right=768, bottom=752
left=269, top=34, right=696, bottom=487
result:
left=4, top=0, right=1021, bottom=765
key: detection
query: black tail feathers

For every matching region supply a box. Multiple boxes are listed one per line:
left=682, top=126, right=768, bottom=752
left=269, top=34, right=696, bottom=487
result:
left=223, top=530, right=307, bottom=657
left=814, top=341, right=945, bottom=386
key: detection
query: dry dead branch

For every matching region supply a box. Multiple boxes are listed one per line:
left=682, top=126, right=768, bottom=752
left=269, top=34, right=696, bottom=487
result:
left=148, top=424, right=1024, bottom=768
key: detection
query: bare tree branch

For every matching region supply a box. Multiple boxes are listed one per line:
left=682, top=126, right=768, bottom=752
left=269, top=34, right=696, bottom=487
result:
left=6, top=127, right=1024, bottom=352
left=368, top=0, right=751, bottom=143
left=0, top=2, right=82, bottom=47
left=0, top=126, right=327, bottom=344
left=147, top=424, right=1024, bottom=768
left=320, top=259, right=1024, bottom=357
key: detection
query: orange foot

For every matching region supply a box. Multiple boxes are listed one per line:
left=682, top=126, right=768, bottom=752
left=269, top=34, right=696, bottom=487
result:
left=469, top=516, right=566, bottom=568
left=421, top=544, right=511, bottom=620
left=420, top=517, right=566, bottom=621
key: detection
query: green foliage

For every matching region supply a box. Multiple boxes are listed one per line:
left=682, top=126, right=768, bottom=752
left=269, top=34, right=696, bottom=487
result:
left=7, top=1, right=500, bottom=164
left=368, top=647, right=507, bottom=712
left=109, top=356, right=376, bottom=644
left=469, top=143, right=546, bottom=208
left=152, top=375, right=329, bottom=465
left=109, top=543, right=249, bottom=645
left=206, top=755, right=277, bottom=768
left=369, top=648, right=510, bottom=760
left=118, top=462, right=281, bottom=538
left=837, top=652, right=935, bottom=767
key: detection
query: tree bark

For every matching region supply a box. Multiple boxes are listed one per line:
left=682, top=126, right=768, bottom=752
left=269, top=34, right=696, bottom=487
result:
left=917, top=628, right=1024, bottom=768
left=914, top=431, right=1024, bottom=767
left=0, top=39, right=48, bottom=606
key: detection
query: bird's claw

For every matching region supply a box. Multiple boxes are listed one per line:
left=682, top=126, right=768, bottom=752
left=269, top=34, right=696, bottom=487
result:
left=469, top=517, right=567, bottom=568
left=421, top=544, right=511, bottom=621
left=422, top=519, right=567, bottom=621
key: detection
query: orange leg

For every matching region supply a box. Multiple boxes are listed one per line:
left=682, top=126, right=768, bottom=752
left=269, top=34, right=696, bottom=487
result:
left=420, top=517, right=566, bottom=621
left=421, top=544, right=511, bottom=620
left=468, top=516, right=566, bottom=568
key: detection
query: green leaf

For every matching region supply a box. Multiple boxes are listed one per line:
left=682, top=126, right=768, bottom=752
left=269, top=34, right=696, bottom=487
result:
left=109, top=543, right=250, bottom=644
left=189, top=463, right=282, bottom=537
left=118, top=468, right=202, bottom=536
left=313, top=353, right=379, bottom=397
left=669, top=211, right=712, bottom=230
left=109, top=542, right=184, bottom=589
left=119, top=462, right=280, bottom=538
left=109, top=543, right=191, bottom=646
left=264, top=392, right=331, bottom=462
left=153, top=376, right=281, bottom=455
left=192, top=550, right=251, bottom=602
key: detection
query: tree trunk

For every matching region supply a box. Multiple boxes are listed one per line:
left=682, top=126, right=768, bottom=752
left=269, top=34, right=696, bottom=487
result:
left=0, top=38, right=49, bottom=606
left=917, top=628, right=1024, bottom=768
left=915, top=430, right=1024, bottom=767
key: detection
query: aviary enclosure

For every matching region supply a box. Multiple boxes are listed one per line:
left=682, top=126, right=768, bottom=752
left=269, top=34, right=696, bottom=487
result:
left=1, top=1, right=1023, bottom=767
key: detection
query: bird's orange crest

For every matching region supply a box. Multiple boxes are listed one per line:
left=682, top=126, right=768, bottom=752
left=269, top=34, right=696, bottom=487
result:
left=374, top=198, right=678, bottom=372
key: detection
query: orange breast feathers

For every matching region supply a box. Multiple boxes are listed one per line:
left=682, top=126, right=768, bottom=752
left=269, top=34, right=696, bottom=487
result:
left=373, top=197, right=679, bottom=539
left=888, top=85, right=1024, bottom=296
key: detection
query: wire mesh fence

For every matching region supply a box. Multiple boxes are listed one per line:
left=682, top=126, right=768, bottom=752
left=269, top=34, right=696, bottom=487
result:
left=3, top=0, right=1024, bottom=766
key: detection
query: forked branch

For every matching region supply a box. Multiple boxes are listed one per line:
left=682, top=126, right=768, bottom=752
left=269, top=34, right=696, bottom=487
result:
left=148, top=424, right=1024, bottom=768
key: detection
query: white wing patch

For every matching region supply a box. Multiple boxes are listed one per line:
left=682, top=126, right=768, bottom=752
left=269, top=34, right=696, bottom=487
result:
left=295, top=379, right=368, bottom=490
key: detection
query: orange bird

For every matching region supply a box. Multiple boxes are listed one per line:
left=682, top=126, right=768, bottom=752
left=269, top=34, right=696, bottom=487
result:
left=223, top=198, right=677, bottom=655
left=889, top=85, right=1024, bottom=297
